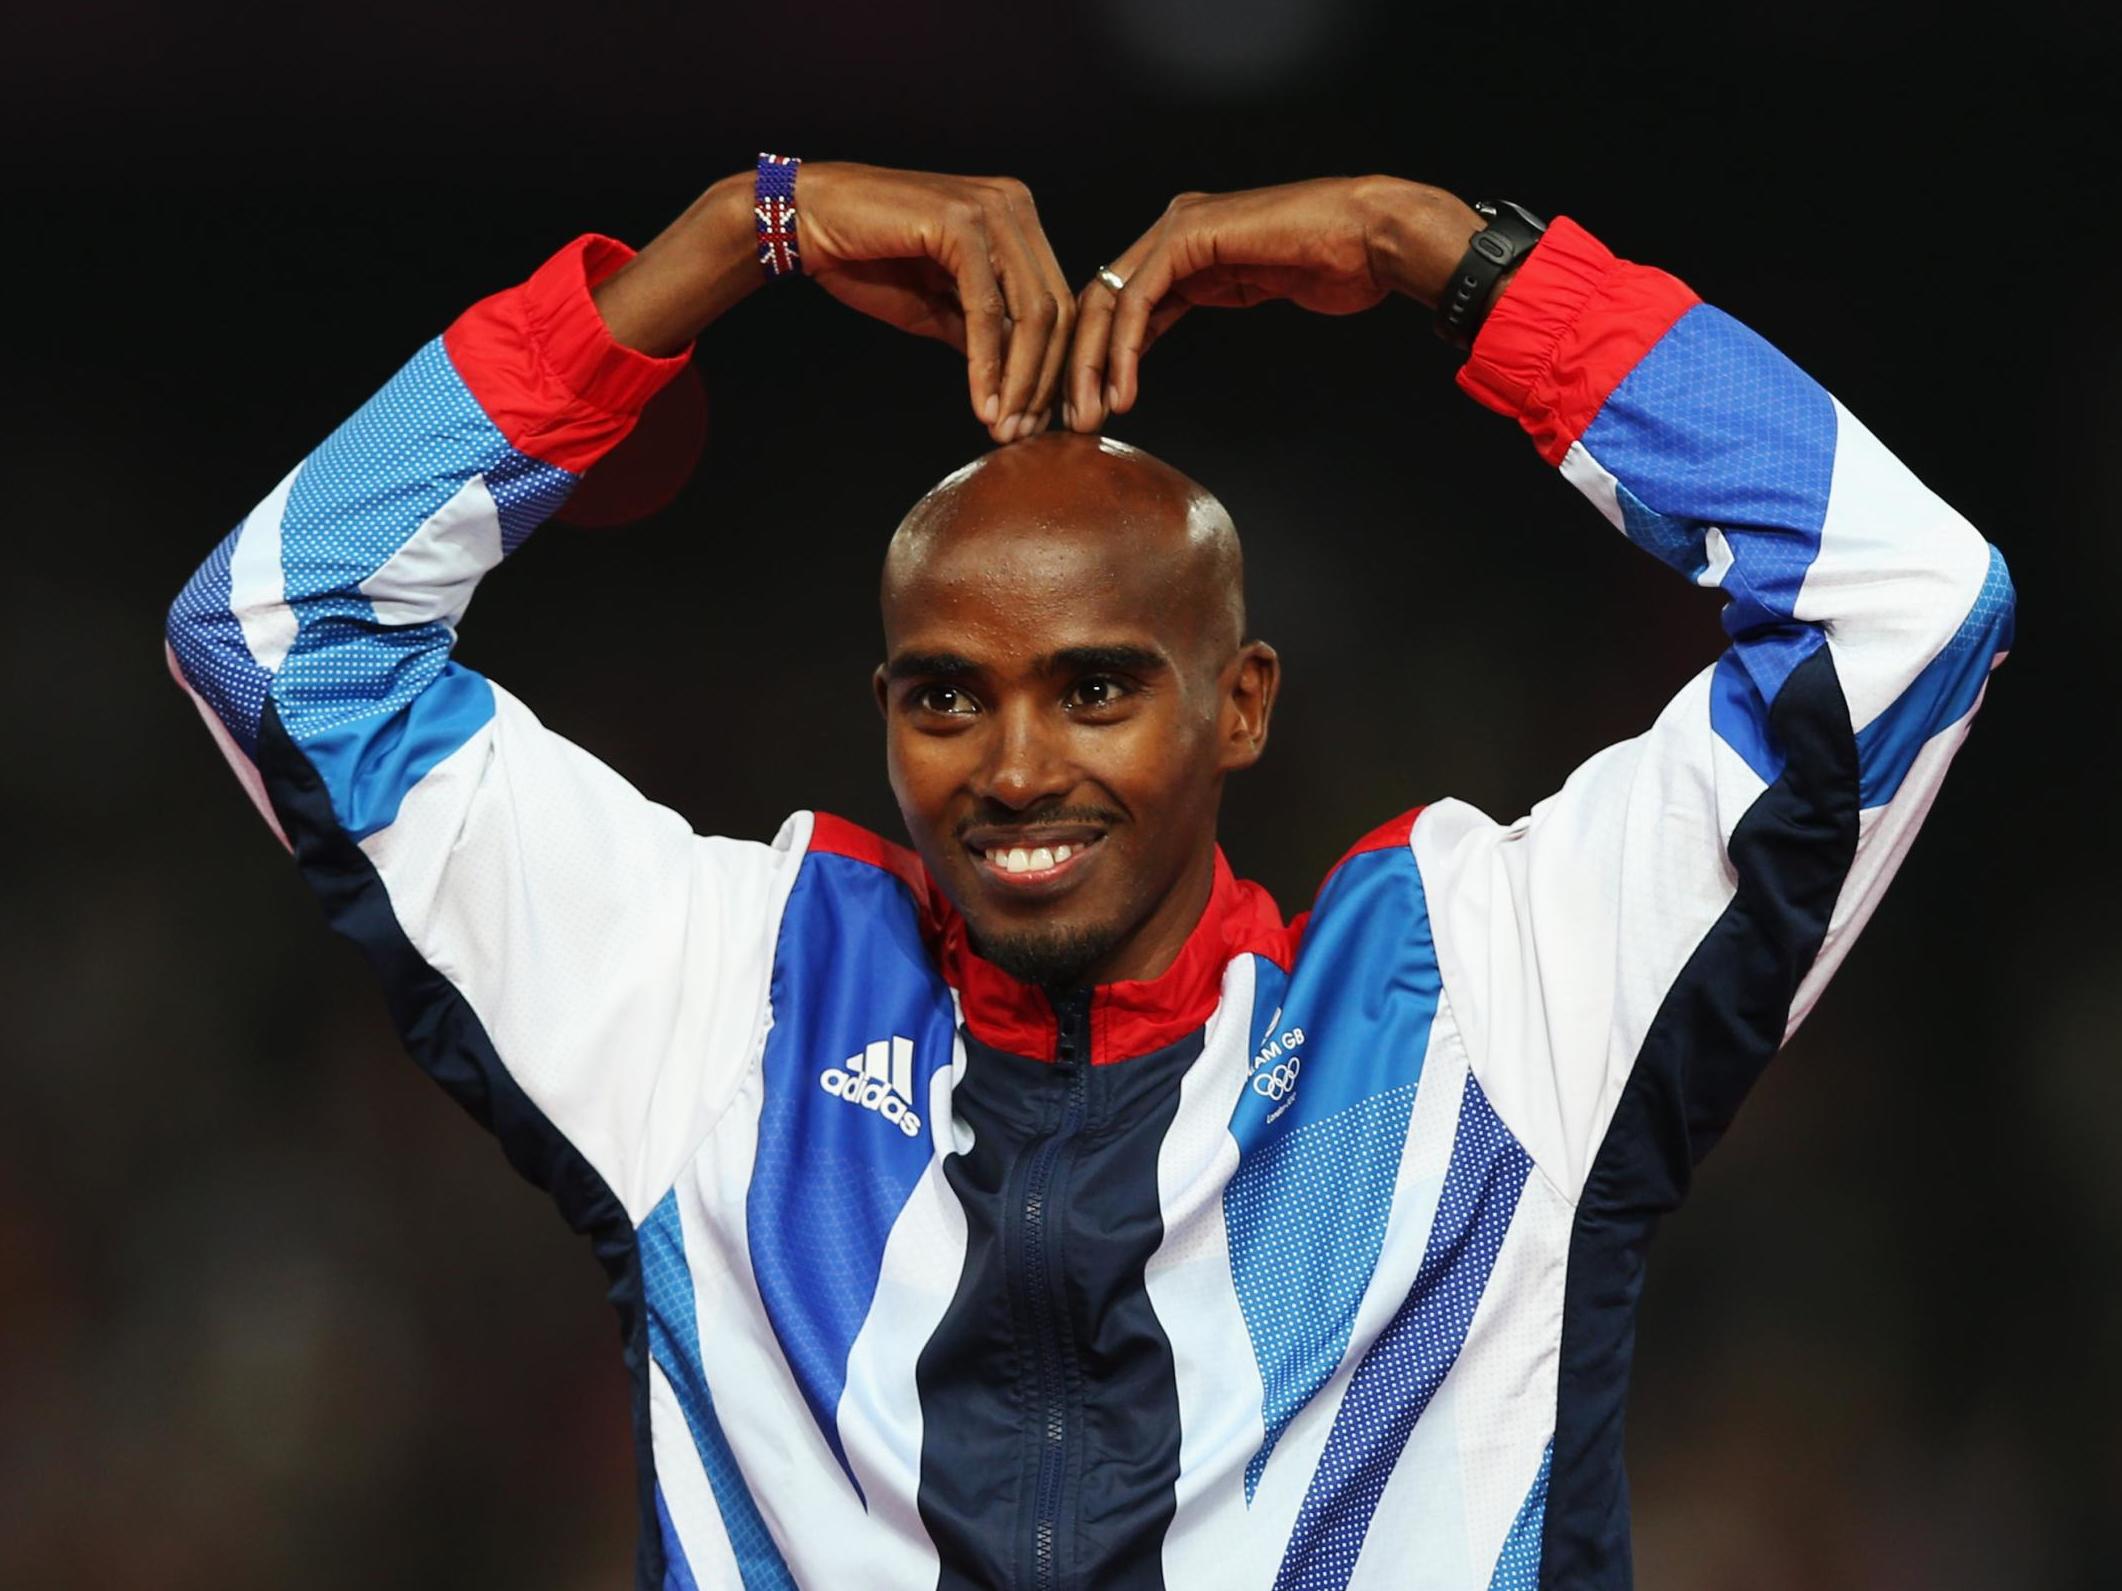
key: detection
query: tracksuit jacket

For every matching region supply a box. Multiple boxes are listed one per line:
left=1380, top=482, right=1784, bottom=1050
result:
left=166, top=215, right=2014, bottom=1589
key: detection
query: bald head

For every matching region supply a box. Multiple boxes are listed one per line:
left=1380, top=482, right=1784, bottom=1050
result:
left=882, top=432, right=1245, bottom=663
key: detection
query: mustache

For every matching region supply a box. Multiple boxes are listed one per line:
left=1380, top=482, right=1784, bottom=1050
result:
left=953, top=802, right=1125, bottom=841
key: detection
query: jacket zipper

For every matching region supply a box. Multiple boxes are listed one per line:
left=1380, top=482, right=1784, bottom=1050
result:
left=1022, top=988, right=1091, bottom=1591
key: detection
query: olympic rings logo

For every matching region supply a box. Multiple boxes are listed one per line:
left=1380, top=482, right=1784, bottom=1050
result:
left=1252, top=1055, right=1303, bottom=1100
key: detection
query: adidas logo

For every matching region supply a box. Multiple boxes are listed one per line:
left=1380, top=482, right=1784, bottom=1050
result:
left=818, top=1036, right=923, bottom=1139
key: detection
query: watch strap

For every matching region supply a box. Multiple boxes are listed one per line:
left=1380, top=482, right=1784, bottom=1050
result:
left=1434, top=199, right=1548, bottom=352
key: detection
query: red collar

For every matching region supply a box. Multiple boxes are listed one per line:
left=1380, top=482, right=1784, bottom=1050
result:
left=805, top=813, right=1290, bottom=1065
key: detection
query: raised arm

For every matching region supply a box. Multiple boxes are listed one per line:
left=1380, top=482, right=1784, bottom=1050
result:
left=1067, top=177, right=2014, bottom=1192
left=167, top=161, right=1079, bottom=1226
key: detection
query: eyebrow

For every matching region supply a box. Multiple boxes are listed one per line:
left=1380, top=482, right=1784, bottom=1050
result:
left=885, top=651, right=981, bottom=682
left=884, top=644, right=1173, bottom=683
left=1042, top=645, right=1170, bottom=677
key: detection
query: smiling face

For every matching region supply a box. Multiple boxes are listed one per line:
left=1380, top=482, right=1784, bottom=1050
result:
left=877, top=433, right=1278, bottom=991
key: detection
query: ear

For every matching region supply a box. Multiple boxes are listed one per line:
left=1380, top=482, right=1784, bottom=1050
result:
left=872, top=662, right=892, bottom=721
left=1216, top=641, right=1279, bottom=773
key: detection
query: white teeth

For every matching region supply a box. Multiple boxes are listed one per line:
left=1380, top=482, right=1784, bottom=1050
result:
left=986, top=849, right=1003, bottom=866
left=1029, top=847, right=1054, bottom=871
left=1005, top=848, right=1031, bottom=873
left=1053, top=844, right=1072, bottom=862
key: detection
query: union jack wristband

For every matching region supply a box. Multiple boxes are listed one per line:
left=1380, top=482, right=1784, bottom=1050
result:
left=755, top=153, right=803, bottom=278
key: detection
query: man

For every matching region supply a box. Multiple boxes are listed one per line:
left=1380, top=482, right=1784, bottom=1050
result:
left=166, top=158, right=2012, bottom=1589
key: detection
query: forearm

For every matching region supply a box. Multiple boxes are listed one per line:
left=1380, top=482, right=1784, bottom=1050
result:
left=589, top=172, right=763, bottom=356
left=1463, top=216, right=2009, bottom=755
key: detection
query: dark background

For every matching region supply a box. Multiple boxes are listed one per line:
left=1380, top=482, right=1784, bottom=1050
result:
left=4, top=3, right=2115, bottom=1586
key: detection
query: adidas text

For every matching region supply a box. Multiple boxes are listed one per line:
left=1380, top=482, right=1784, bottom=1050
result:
left=819, top=1035, right=922, bottom=1138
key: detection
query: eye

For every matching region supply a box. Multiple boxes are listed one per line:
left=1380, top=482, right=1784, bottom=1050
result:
left=912, top=683, right=979, bottom=716
left=1064, top=676, right=1131, bottom=713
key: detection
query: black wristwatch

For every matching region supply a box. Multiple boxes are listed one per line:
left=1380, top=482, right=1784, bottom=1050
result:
left=1433, top=200, right=1547, bottom=353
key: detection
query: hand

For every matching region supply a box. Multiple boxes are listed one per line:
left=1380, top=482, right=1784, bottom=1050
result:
left=798, top=163, right=1074, bottom=444
left=1065, top=177, right=1484, bottom=431
left=591, top=162, right=1073, bottom=445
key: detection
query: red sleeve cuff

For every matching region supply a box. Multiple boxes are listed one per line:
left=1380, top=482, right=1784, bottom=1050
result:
left=443, top=234, right=693, bottom=475
left=1455, top=215, right=1701, bottom=467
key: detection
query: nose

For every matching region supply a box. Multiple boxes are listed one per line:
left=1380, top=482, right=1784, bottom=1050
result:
left=976, top=697, right=1075, bottom=811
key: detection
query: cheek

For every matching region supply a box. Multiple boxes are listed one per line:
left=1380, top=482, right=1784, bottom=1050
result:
left=886, top=724, right=968, bottom=827
left=1084, top=714, right=1216, bottom=816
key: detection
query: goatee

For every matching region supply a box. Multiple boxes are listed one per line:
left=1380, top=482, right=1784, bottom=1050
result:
left=969, top=919, right=1130, bottom=993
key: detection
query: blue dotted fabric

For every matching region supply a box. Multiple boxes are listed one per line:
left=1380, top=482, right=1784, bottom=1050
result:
left=1271, top=1072, right=1532, bottom=1591
left=1613, top=479, right=1708, bottom=581
left=166, top=524, right=275, bottom=754
left=746, top=854, right=960, bottom=1499
left=1854, top=543, right=2015, bottom=808
left=1227, top=1083, right=1417, bottom=1502
left=640, top=1192, right=797, bottom=1590
left=1221, top=844, right=1441, bottom=1503
left=1485, top=1440, right=1551, bottom=1590
left=165, top=335, right=578, bottom=831
left=1582, top=305, right=1835, bottom=569
left=272, top=338, right=575, bottom=746
left=1580, top=304, right=1839, bottom=780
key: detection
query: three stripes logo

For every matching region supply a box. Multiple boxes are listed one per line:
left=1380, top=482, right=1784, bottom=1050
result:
left=818, top=1036, right=924, bottom=1139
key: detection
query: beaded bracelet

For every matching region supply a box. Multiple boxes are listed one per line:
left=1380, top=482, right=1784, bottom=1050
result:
left=755, top=153, right=803, bottom=278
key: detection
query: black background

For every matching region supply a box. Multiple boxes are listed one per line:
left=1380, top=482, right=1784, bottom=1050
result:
left=4, top=3, right=2116, bottom=1585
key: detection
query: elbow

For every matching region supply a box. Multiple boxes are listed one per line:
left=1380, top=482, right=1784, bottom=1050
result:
left=164, top=586, right=195, bottom=664
left=1907, top=521, right=2014, bottom=676
left=165, top=570, right=206, bottom=689
left=1970, top=540, right=2016, bottom=666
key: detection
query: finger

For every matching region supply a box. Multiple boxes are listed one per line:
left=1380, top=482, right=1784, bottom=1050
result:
left=1066, top=226, right=1162, bottom=430
left=1004, top=188, right=1076, bottom=430
left=987, top=205, right=1060, bottom=440
left=947, top=210, right=1007, bottom=430
left=1107, top=238, right=1190, bottom=415
left=1066, top=278, right=1117, bottom=430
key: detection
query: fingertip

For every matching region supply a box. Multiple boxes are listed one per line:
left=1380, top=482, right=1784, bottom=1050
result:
left=982, top=393, right=1001, bottom=425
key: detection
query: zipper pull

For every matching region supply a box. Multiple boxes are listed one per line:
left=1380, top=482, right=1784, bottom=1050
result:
left=1053, top=987, right=1091, bottom=1069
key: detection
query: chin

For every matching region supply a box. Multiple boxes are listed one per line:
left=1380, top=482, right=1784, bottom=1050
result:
left=965, top=917, right=1129, bottom=992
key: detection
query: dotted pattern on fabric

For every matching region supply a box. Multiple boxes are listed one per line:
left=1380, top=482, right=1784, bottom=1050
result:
left=1485, top=1440, right=1551, bottom=1590
left=743, top=1131, right=911, bottom=1491
left=270, top=338, right=575, bottom=745
left=639, top=1192, right=797, bottom=1591
left=1613, top=479, right=1707, bottom=580
left=1582, top=304, right=1835, bottom=560
left=1940, top=543, right=2015, bottom=661
left=1271, top=1072, right=1532, bottom=1591
left=1223, top=1083, right=1417, bottom=1502
left=166, top=524, right=274, bottom=754
left=1582, top=303, right=1837, bottom=717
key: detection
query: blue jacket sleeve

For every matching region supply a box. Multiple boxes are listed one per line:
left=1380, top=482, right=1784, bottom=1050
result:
left=166, top=238, right=808, bottom=1224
